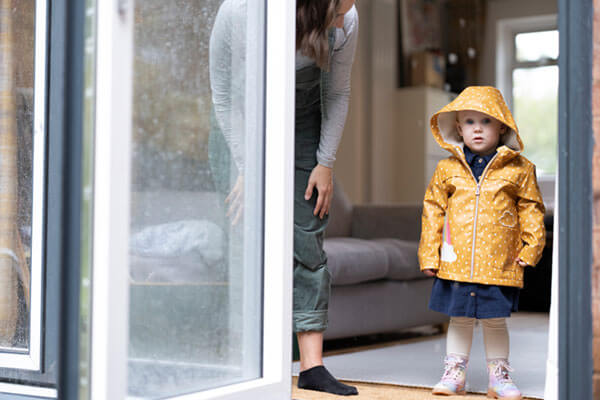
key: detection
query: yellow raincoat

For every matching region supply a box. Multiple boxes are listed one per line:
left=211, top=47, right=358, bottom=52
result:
left=418, top=86, right=546, bottom=288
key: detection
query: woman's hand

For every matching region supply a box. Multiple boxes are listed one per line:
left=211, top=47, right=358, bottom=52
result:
left=304, top=164, right=333, bottom=219
left=226, top=174, right=244, bottom=225
left=423, top=269, right=438, bottom=277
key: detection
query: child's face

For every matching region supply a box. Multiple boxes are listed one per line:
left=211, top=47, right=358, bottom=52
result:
left=456, top=110, right=506, bottom=156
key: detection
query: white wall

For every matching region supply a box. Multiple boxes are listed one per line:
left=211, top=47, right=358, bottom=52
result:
left=335, top=0, right=399, bottom=204
left=334, top=0, right=373, bottom=204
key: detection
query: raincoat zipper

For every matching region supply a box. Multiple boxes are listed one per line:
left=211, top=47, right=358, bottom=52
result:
left=457, top=150, right=499, bottom=280
left=470, top=184, right=480, bottom=279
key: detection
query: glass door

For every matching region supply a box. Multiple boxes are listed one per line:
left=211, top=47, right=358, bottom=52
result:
left=86, top=0, right=294, bottom=399
left=0, top=0, right=47, bottom=373
left=126, top=0, right=264, bottom=396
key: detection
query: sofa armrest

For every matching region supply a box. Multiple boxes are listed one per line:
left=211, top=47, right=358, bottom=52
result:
left=351, top=204, right=423, bottom=241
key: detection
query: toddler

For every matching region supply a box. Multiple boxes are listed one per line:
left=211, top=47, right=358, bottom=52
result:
left=418, top=86, right=546, bottom=400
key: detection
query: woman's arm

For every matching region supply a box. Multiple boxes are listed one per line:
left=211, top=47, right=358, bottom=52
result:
left=316, top=6, right=359, bottom=169
left=209, top=0, right=247, bottom=224
left=209, top=0, right=246, bottom=170
left=306, top=7, right=358, bottom=219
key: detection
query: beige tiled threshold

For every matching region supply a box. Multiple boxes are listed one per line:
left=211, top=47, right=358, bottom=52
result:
left=292, top=377, right=536, bottom=400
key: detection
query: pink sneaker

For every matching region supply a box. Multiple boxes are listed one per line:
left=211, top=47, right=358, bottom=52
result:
left=487, top=359, right=522, bottom=400
left=432, top=354, right=468, bottom=396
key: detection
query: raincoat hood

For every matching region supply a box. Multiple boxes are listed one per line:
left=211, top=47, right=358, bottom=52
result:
left=430, top=86, right=523, bottom=160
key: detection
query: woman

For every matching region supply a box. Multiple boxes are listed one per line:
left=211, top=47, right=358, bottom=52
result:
left=209, top=0, right=359, bottom=395
left=294, top=0, right=358, bottom=395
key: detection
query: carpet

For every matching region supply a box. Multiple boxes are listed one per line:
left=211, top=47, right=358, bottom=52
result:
left=293, top=313, right=548, bottom=399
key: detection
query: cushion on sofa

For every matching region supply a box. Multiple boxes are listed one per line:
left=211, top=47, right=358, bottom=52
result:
left=325, top=237, right=425, bottom=285
left=324, top=238, right=389, bottom=285
left=371, top=238, right=423, bottom=281
left=325, top=237, right=424, bottom=285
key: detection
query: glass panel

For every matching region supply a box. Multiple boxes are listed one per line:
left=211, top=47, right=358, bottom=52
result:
left=515, top=30, right=558, bottom=63
left=0, top=0, right=36, bottom=352
left=127, top=0, right=264, bottom=398
left=78, top=0, right=97, bottom=397
left=512, top=66, right=558, bottom=175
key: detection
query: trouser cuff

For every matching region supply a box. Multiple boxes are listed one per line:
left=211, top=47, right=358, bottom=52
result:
left=293, top=310, right=328, bottom=333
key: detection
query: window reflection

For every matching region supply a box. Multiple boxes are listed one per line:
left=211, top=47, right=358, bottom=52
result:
left=0, top=0, right=36, bottom=352
left=128, top=0, right=263, bottom=397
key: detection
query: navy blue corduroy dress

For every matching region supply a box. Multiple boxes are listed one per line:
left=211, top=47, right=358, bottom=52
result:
left=428, top=146, right=520, bottom=319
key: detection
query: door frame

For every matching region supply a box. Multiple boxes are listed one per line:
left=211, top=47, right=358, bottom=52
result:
left=557, top=0, right=593, bottom=399
left=56, top=0, right=295, bottom=399
left=45, top=0, right=596, bottom=399
left=56, top=0, right=87, bottom=397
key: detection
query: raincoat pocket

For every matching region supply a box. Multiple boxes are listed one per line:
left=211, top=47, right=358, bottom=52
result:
left=494, top=232, right=522, bottom=280
left=498, top=209, right=518, bottom=229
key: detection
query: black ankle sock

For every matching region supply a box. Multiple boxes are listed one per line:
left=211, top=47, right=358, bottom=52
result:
left=297, top=365, right=358, bottom=396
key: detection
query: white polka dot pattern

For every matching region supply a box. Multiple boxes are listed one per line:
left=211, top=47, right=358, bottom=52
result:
left=417, top=86, right=546, bottom=288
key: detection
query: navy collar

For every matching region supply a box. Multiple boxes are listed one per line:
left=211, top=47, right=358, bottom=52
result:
left=463, top=146, right=496, bottom=166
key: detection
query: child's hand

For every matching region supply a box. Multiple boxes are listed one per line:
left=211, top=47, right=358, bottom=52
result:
left=515, top=258, right=528, bottom=267
left=423, top=269, right=438, bottom=277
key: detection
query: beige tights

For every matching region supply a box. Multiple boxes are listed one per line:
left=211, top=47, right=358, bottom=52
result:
left=446, top=316, right=509, bottom=360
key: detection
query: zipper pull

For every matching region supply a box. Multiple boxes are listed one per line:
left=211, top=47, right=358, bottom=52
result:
left=476, top=185, right=480, bottom=196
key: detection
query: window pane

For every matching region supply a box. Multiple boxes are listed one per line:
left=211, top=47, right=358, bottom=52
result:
left=512, top=66, right=558, bottom=175
left=515, top=30, right=558, bottom=63
left=78, top=0, right=97, bottom=396
left=0, top=0, right=36, bottom=352
left=128, top=0, right=264, bottom=397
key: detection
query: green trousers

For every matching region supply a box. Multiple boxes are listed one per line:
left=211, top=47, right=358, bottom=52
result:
left=293, top=64, right=330, bottom=333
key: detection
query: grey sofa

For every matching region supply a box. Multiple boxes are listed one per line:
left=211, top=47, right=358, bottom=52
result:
left=322, top=182, right=448, bottom=340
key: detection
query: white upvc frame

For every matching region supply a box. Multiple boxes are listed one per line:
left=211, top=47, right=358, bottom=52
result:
left=496, top=14, right=558, bottom=110
left=88, top=0, right=294, bottom=399
left=0, top=0, right=48, bottom=372
left=496, top=14, right=558, bottom=205
left=0, top=383, right=56, bottom=398
left=88, top=0, right=133, bottom=398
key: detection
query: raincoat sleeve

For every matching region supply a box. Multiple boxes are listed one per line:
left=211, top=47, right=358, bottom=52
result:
left=418, top=164, right=448, bottom=271
left=516, top=164, right=546, bottom=266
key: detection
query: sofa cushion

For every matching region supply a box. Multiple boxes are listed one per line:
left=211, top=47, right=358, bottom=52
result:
left=325, top=237, right=424, bottom=285
left=371, top=238, right=423, bottom=281
left=324, top=238, right=389, bottom=285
